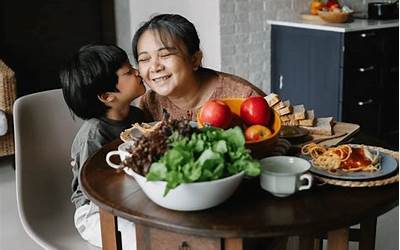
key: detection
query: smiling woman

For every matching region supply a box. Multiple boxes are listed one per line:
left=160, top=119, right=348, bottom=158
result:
left=132, top=14, right=266, bottom=122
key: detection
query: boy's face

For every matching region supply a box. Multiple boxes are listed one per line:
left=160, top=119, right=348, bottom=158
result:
left=115, top=63, right=145, bottom=104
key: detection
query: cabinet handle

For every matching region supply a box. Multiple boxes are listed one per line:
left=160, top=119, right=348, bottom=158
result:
left=357, top=99, right=374, bottom=106
left=279, top=75, right=284, bottom=90
left=360, top=32, right=376, bottom=38
left=358, top=66, right=375, bottom=72
left=179, top=241, right=190, bottom=250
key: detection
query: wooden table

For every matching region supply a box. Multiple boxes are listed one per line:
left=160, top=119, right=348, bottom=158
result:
left=81, top=139, right=398, bottom=250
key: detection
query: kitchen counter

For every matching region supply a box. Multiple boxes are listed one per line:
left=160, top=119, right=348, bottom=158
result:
left=268, top=17, right=398, bottom=32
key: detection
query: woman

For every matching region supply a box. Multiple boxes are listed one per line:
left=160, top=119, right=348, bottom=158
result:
left=131, top=14, right=289, bottom=249
left=132, top=14, right=266, bottom=121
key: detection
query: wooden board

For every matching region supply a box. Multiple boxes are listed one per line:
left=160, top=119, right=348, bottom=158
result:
left=310, top=122, right=360, bottom=147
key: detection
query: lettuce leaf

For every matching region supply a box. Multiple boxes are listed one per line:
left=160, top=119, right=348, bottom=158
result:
left=146, top=126, right=260, bottom=196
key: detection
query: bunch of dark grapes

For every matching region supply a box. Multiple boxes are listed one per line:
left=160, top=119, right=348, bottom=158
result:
left=164, top=118, right=198, bottom=138
left=122, top=115, right=198, bottom=176
left=161, top=109, right=198, bottom=137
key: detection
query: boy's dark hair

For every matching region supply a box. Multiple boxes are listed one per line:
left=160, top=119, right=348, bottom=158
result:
left=59, top=44, right=128, bottom=120
left=132, top=14, right=200, bottom=63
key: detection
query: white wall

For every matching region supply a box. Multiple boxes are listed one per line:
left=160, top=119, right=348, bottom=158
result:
left=116, top=0, right=221, bottom=70
left=115, top=0, right=132, bottom=61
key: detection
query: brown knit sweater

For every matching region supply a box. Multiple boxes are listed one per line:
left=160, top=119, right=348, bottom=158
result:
left=139, top=68, right=266, bottom=121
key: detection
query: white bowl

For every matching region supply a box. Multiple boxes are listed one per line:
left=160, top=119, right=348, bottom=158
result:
left=124, top=168, right=244, bottom=211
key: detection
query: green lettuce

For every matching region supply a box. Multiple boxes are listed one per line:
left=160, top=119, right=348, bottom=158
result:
left=146, top=126, right=261, bottom=195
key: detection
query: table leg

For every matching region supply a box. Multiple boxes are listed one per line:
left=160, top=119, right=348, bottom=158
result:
left=224, top=238, right=243, bottom=250
left=327, top=228, right=349, bottom=250
left=359, top=217, right=377, bottom=250
left=135, top=224, right=147, bottom=250
left=99, top=208, right=121, bottom=250
left=298, top=236, right=322, bottom=250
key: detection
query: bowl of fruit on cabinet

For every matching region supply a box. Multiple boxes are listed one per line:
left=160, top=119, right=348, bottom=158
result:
left=318, top=5, right=353, bottom=23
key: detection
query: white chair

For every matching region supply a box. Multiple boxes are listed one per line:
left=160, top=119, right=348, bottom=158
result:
left=14, top=89, right=99, bottom=250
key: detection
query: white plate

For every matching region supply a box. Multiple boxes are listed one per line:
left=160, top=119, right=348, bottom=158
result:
left=305, top=145, right=398, bottom=180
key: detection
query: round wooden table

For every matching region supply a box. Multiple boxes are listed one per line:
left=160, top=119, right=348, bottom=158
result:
left=81, top=139, right=398, bottom=250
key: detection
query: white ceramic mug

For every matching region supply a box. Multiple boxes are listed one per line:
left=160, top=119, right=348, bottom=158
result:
left=259, top=156, right=313, bottom=197
left=105, top=142, right=134, bottom=169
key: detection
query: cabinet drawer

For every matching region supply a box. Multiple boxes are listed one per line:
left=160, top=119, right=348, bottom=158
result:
left=344, top=53, right=379, bottom=69
left=343, top=77, right=381, bottom=99
left=345, top=30, right=380, bottom=54
left=342, top=98, right=381, bottom=135
left=343, top=65, right=379, bottom=86
left=137, top=226, right=221, bottom=250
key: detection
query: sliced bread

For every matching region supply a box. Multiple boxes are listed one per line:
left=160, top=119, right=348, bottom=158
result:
left=265, top=93, right=281, bottom=107
left=272, top=101, right=285, bottom=110
left=293, top=104, right=306, bottom=120
left=298, top=110, right=315, bottom=127
left=301, top=117, right=334, bottom=136
left=277, top=100, right=292, bottom=116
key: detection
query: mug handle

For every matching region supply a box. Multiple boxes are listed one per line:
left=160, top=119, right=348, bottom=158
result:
left=106, top=151, right=124, bottom=170
left=299, top=173, right=313, bottom=191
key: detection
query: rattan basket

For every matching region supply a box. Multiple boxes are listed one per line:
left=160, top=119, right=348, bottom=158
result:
left=0, top=60, right=17, bottom=157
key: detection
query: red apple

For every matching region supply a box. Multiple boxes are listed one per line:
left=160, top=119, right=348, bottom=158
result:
left=240, top=96, right=272, bottom=126
left=199, top=100, right=232, bottom=128
left=245, top=125, right=272, bottom=142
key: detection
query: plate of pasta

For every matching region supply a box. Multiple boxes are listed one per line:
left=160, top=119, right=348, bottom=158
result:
left=301, top=143, right=398, bottom=180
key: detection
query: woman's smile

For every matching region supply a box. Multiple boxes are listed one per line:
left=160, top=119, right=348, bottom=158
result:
left=152, top=74, right=172, bottom=83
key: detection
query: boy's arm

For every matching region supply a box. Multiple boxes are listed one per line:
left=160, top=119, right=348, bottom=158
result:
left=73, top=137, right=104, bottom=172
left=71, top=138, right=103, bottom=207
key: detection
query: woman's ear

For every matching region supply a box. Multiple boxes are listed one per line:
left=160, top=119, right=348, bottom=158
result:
left=192, top=51, right=203, bottom=71
left=97, top=92, right=115, bottom=104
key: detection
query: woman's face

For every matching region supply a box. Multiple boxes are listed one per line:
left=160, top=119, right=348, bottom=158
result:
left=136, top=30, right=196, bottom=97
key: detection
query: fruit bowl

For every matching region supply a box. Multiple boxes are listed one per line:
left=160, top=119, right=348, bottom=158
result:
left=124, top=168, right=244, bottom=211
left=197, top=98, right=281, bottom=159
left=318, top=10, right=352, bottom=23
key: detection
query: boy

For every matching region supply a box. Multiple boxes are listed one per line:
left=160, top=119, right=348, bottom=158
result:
left=59, top=44, right=145, bottom=250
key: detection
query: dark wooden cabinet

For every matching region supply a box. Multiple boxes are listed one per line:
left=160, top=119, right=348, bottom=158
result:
left=271, top=25, right=399, bottom=147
